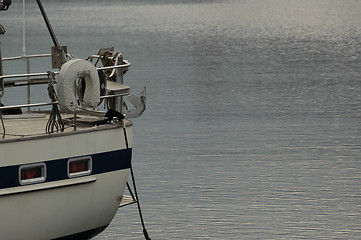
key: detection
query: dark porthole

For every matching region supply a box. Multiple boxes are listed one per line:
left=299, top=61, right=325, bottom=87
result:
left=19, top=163, right=46, bottom=185
left=67, top=156, right=92, bottom=178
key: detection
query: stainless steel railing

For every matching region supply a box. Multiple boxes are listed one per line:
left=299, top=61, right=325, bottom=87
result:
left=0, top=53, right=131, bottom=111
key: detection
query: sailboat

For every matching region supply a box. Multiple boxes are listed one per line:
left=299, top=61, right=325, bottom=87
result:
left=0, top=1, right=149, bottom=239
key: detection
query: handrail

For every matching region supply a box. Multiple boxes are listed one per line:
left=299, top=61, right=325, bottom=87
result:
left=0, top=91, right=130, bottom=110
left=0, top=61, right=130, bottom=80
left=0, top=91, right=131, bottom=110
left=97, top=60, right=130, bottom=71
left=2, top=53, right=51, bottom=61
left=0, top=54, right=131, bottom=111
left=0, top=101, right=58, bottom=110
left=5, top=77, right=49, bottom=85
left=0, top=71, right=55, bottom=79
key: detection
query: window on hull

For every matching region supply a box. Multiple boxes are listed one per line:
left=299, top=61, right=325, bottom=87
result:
left=68, top=156, right=92, bottom=178
left=19, top=163, right=46, bottom=185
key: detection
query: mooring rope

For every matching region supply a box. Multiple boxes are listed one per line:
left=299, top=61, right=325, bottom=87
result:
left=46, top=71, right=64, bottom=133
left=0, top=109, right=5, bottom=139
left=122, top=119, right=151, bottom=240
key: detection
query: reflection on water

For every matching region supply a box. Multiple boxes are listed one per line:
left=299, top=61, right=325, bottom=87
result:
left=1, top=0, right=361, bottom=239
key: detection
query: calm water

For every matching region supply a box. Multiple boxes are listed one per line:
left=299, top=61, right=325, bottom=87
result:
left=2, top=0, right=361, bottom=239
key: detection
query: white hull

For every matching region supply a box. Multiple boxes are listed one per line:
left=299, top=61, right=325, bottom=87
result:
left=0, top=123, right=132, bottom=167
left=0, top=124, right=133, bottom=240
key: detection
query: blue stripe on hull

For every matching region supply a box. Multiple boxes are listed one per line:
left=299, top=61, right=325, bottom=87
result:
left=0, top=148, right=132, bottom=189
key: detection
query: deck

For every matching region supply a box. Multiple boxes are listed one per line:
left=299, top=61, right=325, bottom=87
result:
left=0, top=111, right=132, bottom=142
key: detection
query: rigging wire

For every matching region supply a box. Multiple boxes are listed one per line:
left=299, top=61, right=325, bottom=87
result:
left=22, top=0, right=26, bottom=57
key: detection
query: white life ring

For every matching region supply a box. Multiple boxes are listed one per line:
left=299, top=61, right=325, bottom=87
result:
left=57, top=58, right=100, bottom=112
